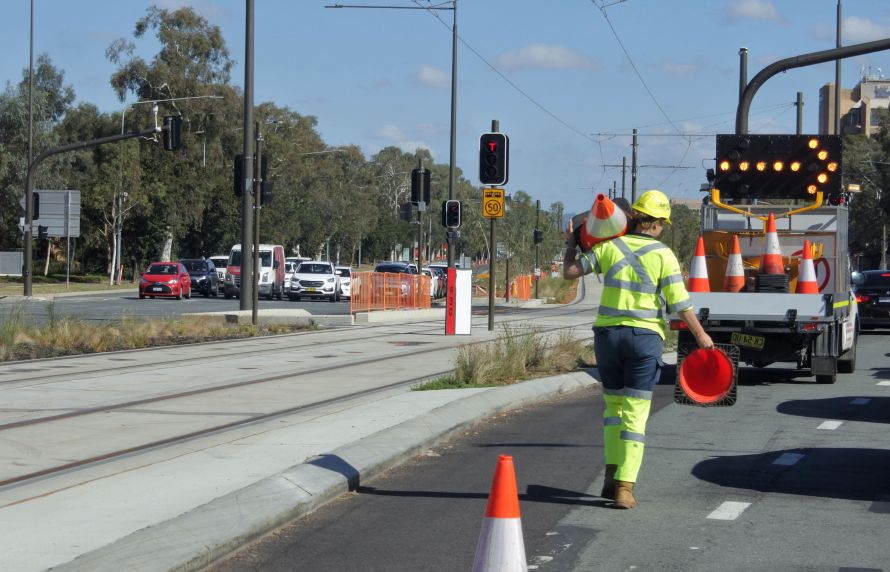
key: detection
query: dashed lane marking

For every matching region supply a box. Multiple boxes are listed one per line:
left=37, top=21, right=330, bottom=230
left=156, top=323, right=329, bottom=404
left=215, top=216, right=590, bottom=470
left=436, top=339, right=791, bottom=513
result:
left=877, top=381, right=890, bottom=386
left=707, top=501, right=751, bottom=521
left=817, top=420, right=843, bottom=430
left=773, top=452, right=805, bottom=466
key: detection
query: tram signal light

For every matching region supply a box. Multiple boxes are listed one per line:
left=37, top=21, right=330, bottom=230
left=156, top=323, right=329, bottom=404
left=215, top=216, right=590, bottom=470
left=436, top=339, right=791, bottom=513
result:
left=163, top=116, right=182, bottom=151
left=533, top=229, right=543, bottom=244
left=712, top=134, right=841, bottom=200
left=479, top=132, right=509, bottom=185
left=411, top=167, right=431, bottom=205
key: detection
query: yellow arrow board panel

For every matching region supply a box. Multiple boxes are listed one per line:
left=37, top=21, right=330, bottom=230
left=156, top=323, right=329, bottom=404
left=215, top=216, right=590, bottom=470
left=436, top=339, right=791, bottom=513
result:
left=482, top=188, right=505, bottom=219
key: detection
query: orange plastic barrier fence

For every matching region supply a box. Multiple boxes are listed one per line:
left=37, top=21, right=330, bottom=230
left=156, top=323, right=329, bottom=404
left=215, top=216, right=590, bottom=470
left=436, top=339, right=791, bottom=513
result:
left=509, top=275, right=532, bottom=301
left=350, top=272, right=431, bottom=314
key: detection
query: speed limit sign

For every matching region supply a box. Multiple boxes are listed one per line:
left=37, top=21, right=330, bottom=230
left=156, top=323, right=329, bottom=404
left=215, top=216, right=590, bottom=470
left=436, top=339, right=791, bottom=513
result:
left=482, top=188, right=504, bottom=219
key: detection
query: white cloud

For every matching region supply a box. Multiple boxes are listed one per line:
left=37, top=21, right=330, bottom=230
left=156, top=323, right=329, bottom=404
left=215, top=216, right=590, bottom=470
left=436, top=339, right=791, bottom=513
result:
left=417, top=65, right=450, bottom=89
left=725, top=0, right=782, bottom=23
left=843, top=16, right=890, bottom=43
left=661, top=61, right=699, bottom=77
left=494, top=44, right=599, bottom=71
left=369, top=124, right=431, bottom=154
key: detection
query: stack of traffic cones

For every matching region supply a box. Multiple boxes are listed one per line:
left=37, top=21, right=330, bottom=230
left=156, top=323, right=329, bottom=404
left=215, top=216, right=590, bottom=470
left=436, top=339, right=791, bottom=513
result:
left=723, top=234, right=745, bottom=293
left=688, top=236, right=710, bottom=292
left=472, top=455, right=527, bottom=571
left=573, top=194, right=628, bottom=252
left=756, top=213, right=789, bottom=293
left=795, top=240, right=819, bottom=294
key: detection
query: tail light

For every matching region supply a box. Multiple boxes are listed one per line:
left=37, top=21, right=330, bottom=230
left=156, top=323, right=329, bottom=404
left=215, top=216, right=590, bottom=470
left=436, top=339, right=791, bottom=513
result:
left=670, top=320, right=688, bottom=331
left=855, top=294, right=871, bottom=303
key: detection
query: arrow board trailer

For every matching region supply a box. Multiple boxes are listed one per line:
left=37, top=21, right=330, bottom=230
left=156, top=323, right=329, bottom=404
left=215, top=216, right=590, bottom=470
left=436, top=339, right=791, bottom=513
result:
left=670, top=203, right=858, bottom=385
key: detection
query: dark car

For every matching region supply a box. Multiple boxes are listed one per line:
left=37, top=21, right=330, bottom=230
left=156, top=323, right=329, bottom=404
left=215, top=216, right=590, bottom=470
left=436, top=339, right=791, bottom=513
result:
left=139, top=262, right=192, bottom=300
left=853, top=270, right=890, bottom=329
left=373, top=261, right=418, bottom=274
left=180, top=258, right=219, bottom=297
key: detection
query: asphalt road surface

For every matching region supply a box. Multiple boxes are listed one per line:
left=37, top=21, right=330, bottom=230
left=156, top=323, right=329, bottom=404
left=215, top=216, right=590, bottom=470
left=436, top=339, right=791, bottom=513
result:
left=0, top=290, right=354, bottom=323
left=211, top=332, right=890, bottom=572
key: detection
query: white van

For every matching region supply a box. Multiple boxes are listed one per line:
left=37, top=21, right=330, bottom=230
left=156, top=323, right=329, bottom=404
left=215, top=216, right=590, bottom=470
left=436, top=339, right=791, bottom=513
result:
left=224, top=244, right=286, bottom=300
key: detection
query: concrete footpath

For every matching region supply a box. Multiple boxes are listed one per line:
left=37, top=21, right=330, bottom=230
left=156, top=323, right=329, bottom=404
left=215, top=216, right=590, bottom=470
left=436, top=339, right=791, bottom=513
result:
left=0, top=275, right=606, bottom=572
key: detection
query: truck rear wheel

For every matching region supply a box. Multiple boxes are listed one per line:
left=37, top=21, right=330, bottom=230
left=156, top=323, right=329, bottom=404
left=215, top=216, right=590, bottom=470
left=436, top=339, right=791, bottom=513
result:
left=838, top=342, right=857, bottom=374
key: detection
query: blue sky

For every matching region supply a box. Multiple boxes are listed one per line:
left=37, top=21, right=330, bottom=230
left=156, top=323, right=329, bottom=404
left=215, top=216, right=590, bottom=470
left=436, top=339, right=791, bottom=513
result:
left=3, top=0, right=890, bottom=216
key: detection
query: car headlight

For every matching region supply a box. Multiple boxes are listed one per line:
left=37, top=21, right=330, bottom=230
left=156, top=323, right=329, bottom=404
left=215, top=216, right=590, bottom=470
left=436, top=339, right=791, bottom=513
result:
left=167, top=278, right=179, bottom=285
left=262, top=272, right=269, bottom=282
left=140, top=277, right=149, bottom=283
left=326, top=277, right=335, bottom=283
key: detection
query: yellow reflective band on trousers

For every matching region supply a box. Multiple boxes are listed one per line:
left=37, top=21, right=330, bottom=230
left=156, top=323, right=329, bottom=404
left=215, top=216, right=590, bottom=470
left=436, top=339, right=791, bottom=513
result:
left=603, top=393, right=652, bottom=482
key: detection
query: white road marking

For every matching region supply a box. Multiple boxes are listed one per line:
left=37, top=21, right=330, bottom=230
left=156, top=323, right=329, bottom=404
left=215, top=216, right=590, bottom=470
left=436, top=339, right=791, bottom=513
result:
left=878, top=381, right=890, bottom=386
left=851, top=398, right=871, bottom=405
left=773, top=452, right=805, bottom=466
left=817, top=420, right=843, bottom=430
left=707, top=501, right=751, bottom=520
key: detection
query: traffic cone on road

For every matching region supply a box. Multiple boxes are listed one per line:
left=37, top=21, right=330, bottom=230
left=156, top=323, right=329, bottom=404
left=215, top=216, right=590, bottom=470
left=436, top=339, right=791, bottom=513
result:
left=795, top=240, right=819, bottom=294
left=573, top=194, right=628, bottom=252
left=472, top=455, right=527, bottom=572
left=760, top=213, right=785, bottom=275
left=723, top=234, right=745, bottom=293
left=688, top=236, right=710, bottom=292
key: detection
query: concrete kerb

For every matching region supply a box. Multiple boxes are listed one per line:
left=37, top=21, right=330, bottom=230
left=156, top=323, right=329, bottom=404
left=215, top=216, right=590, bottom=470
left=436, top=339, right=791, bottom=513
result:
left=50, top=370, right=600, bottom=572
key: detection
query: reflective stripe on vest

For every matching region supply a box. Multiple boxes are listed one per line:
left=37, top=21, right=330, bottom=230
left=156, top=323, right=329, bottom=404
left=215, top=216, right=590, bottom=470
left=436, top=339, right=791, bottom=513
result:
left=598, top=237, right=672, bottom=320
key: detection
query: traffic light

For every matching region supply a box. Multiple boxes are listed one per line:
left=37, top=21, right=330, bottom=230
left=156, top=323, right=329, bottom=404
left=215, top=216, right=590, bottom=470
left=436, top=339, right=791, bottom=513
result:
left=443, top=199, right=461, bottom=228
left=37, top=225, right=48, bottom=240
left=399, top=202, right=414, bottom=222
left=479, top=132, right=509, bottom=185
left=163, top=116, right=182, bottom=151
left=411, top=167, right=431, bottom=205
left=533, top=229, right=543, bottom=244
left=713, top=134, right=841, bottom=200
left=33, top=191, right=40, bottom=220
left=234, top=154, right=244, bottom=197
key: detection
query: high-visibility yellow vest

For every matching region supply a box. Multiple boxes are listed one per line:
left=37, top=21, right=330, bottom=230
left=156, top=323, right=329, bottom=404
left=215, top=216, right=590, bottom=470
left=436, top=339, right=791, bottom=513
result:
left=582, top=234, right=692, bottom=339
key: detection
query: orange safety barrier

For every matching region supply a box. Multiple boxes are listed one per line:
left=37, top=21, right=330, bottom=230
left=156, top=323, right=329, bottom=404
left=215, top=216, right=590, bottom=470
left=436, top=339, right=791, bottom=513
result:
left=350, top=272, right=431, bottom=314
left=509, top=274, right=532, bottom=301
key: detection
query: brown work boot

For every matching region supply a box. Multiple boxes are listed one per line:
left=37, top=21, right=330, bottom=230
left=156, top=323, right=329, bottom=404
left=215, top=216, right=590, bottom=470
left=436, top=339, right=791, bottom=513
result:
left=613, top=480, right=637, bottom=509
left=600, top=465, right=618, bottom=499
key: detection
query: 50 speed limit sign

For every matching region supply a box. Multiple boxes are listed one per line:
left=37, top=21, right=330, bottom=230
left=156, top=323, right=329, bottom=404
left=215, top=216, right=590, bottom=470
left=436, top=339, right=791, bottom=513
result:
left=482, top=188, right=505, bottom=219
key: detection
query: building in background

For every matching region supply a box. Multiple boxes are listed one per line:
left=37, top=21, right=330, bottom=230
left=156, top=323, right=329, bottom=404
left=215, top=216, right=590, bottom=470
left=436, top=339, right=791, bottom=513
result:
left=819, top=67, right=890, bottom=136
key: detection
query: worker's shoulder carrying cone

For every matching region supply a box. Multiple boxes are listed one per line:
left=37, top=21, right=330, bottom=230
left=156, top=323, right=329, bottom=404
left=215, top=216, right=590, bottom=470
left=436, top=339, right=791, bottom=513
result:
left=760, top=213, right=785, bottom=275
left=796, top=239, right=819, bottom=294
left=575, top=193, right=628, bottom=252
left=688, top=236, right=710, bottom=292
left=723, top=234, right=745, bottom=293
left=472, top=455, right=527, bottom=572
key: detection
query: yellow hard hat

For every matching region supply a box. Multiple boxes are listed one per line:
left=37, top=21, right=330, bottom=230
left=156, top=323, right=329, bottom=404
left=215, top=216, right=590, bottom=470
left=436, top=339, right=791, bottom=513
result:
left=632, top=189, right=671, bottom=224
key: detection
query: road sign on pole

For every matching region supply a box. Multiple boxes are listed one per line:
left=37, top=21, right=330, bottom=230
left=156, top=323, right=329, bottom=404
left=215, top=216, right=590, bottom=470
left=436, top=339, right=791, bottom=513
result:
left=482, top=188, right=505, bottom=219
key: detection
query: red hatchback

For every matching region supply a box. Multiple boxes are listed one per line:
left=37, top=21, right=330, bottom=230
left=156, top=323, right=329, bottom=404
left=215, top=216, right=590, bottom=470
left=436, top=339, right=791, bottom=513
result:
left=139, top=262, right=192, bottom=300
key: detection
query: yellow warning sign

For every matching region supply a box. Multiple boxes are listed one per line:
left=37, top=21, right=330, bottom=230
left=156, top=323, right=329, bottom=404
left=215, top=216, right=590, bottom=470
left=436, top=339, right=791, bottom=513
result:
left=482, top=188, right=505, bottom=219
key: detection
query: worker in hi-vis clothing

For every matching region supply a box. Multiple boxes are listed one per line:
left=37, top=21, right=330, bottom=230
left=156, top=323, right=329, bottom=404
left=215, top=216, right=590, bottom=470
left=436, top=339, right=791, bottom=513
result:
left=564, top=190, right=713, bottom=509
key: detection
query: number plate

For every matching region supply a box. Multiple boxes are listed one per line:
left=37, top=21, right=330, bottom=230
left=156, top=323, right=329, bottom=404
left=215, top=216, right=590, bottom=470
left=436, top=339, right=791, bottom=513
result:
left=152, top=287, right=162, bottom=292
left=879, top=297, right=890, bottom=304
left=731, top=332, right=765, bottom=350
left=306, top=288, right=317, bottom=293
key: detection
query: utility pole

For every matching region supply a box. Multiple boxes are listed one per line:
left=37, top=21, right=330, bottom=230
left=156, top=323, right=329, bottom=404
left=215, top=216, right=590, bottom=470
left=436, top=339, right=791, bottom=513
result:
left=631, top=128, right=638, bottom=203
left=252, top=121, right=263, bottom=326
left=534, top=199, right=540, bottom=300
left=835, top=0, right=842, bottom=136
left=621, top=156, right=627, bottom=199
left=240, top=0, right=256, bottom=311
left=795, top=91, right=804, bottom=135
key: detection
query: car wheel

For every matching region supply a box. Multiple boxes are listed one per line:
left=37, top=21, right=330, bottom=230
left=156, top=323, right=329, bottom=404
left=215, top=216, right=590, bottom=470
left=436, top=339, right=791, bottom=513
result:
left=139, top=293, right=145, bottom=299
left=211, top=288, right=218, bottom=297
left=224, top=292, right=232, bottom=299
left=175, top=291, right=181, bottom=300
left=203, top=289, right=210, bottom=297
left=149, top=296, right=155, bottom=299
left=294, top=295, right=301, bottom=301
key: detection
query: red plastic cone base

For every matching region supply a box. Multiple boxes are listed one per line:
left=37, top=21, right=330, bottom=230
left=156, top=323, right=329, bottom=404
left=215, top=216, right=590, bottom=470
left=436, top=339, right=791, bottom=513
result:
left=678, top=348, right=734, bottom=405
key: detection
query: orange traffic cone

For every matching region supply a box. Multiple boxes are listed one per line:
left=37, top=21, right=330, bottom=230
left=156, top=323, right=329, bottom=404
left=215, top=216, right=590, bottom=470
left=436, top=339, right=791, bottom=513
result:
left=472, top=455, right=527, bottom=572
left=796, top=240, right=819, bottom=293
left=573, top=194, right=628, bottom=252
left=760, top=213, right=784, bottom=275
left=688, top=236, right=710, bottom=292
left=723, top=235, right=745, bottom=293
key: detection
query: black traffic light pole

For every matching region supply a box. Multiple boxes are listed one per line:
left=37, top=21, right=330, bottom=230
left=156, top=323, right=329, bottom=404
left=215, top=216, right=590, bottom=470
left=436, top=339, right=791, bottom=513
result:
left=736, top=37, right=890, bottom=134
left=487, top=120, right=498, bottom=331
left=23, top=123, right=162, bottom=296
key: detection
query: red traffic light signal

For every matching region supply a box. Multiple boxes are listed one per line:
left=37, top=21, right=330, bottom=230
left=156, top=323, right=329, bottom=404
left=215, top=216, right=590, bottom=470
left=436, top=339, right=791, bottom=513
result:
left=479, top=132, right=509, bottom=185
left=442, top=199, right=461, bottom=228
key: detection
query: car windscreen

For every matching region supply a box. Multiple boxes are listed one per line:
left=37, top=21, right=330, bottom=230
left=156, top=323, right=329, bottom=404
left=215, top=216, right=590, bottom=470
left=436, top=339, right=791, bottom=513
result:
left=861, top=271, right=890, bottom=287
left=375, top=265, right=408, bottom=273
left=335, top=268, right=351, bottom=277
left=181, top=260, right=205, bottom=272
left=259, top=251, right=273, bottom=267
left=298, top=263, right=331, bottom=274
left=147, top=264, right=177, bottom=275
left=210, top=258, right=227, bottom=268
left=229, top=250, right=241, bottom=266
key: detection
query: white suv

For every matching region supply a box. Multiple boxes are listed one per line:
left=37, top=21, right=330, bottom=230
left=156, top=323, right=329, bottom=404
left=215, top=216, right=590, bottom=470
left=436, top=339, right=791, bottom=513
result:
left=289, top=261, right=341, bottom=302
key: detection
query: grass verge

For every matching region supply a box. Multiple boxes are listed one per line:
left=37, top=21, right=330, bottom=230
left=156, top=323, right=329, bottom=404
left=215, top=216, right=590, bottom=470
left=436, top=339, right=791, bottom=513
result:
left=413, top=324, right=595, bottom=390
left=0, top=304, right=311, bottom=362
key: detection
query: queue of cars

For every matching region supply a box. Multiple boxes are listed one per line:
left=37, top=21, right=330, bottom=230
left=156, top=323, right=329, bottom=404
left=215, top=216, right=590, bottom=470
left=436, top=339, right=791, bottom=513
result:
left=139, top=253, right=448, bottom=303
